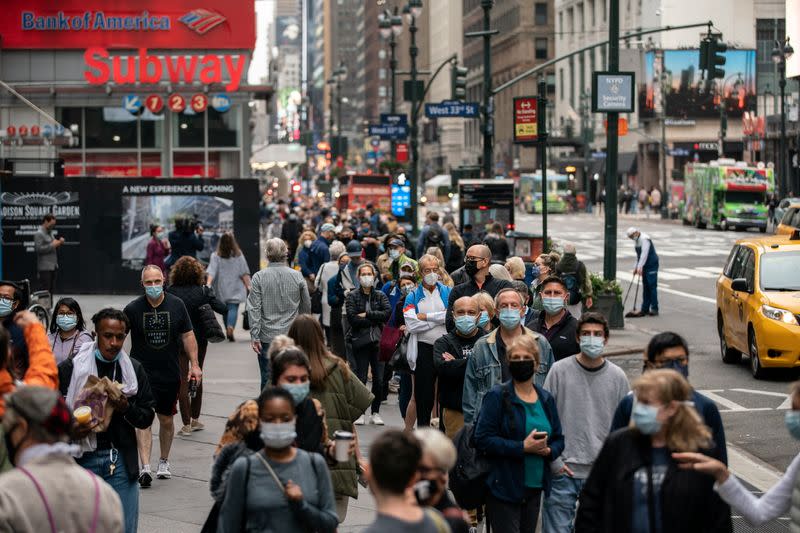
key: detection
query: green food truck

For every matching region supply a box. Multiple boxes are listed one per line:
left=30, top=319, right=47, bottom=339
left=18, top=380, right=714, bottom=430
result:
left=682, top=160, right=774, bottom=232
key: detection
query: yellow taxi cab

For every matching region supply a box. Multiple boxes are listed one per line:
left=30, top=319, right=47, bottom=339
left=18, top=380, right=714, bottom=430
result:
left=716, top=230, right=800, bottom=378
left=776, top=203, right=800, bottom=235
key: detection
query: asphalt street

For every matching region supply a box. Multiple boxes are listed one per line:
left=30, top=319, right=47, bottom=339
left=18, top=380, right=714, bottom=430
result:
left=516, top=209, right=800, bottom=472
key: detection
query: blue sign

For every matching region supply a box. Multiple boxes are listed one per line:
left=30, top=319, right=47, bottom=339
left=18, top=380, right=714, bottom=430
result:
left=391, top=184, right=412, bottom=217
left=369, top=124, right=408, bottom=140
left=123, top=94, right=142, bottom=114
left=380, top=114, right=408, bottom=125
left=669, top=148, right=691, bottom=157
left=211, top=93, right=232, bottom=113
left=424, top=101, right=479, bottom=118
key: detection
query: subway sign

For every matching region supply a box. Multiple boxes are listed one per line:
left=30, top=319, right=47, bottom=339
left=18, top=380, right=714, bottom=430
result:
left=2, top=0, right=255, bottom=50
left=84, top=47, right=245, bottom=91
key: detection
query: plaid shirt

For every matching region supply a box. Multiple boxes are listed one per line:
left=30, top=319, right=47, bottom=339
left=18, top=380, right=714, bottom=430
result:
left=247, top=263, right=311, bottom=343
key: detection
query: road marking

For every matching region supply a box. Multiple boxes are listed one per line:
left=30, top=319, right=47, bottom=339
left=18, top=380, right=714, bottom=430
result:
left=728, top=444, right=784, bottom=492
left=697, top=389, right=772, bottom=412
left=664, top=267, right=719, bottom=278
left=697, top=266, right=723, bottom=274
left=659, top=286, right=716, bottom=304
left=730, top=388, right=793, bottom=410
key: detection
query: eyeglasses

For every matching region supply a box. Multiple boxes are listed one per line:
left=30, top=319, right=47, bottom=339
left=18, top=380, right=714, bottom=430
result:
left=654, top=357, right=688, bottom=367
left=465, top=256, right=486, bottom=262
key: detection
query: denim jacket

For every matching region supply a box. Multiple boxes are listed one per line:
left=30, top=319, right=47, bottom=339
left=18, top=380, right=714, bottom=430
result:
left=462, top=327, right=554, bottom=424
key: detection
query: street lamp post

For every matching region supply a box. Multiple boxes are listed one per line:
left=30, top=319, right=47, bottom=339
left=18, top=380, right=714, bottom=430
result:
left=481, top=0, right=494, bottom=179
left=379, top=9, right=403, bottom=159
left=327, top=63, right=348, bottom=161
left=772, top=37, right=794, bottom=198
left=405, top=0, right=423, bottom=235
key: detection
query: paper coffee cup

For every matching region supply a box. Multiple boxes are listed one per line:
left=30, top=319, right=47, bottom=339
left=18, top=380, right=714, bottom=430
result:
left=74, top=406, right=92, bottom=425
left=333, top=430, right=354, bottom=462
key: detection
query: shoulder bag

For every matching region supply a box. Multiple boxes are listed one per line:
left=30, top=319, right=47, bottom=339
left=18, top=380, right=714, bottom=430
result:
left=351, top=297, right=381, bottom=351
left=387, top=333, right=410, bottom=373
left=198, top=286, right=225, bottom=343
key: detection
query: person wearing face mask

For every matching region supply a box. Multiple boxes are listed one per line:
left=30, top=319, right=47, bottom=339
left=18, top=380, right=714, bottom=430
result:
left=60, top=308, right=156, bottom=533
left=530, top=277, right=581, bottom=362
left=446, top=244, right=513, bottom=332
left=315, top=241, right=347, bottom=344
left=625, top=226, right=660, bottom=317
left=672, top=380, right=800, bottom=530
left=377, top=237, right=417, bottom=283
left=473, top=334, right=565, bottom=533
left=47, top=297, right=93, bottom=364
left=145, top=224, right=171, bottom=275
left=389, top=274, right=418, bottom=432
left=218, top=386, right=338, bottom=533
left=433, top=296, right=485, bottom=439
left=297, top=230, right=319, bottom=278
left=575, top=369, right=733, bottom=533
left=610, top=331, right=728, bottom=464
left=540, top=313, right=629, bottom=533
left=472, top=291, right=496, bottom=332
left=0, top=280, right=32, bottom=379
left=511, top=280, right=539, bottom=329
left=530, top=252, right=560, bottom=311
left=346, top=262, right=391, bottom=425
left=413, top=428, right=471, bottom=533
left=0, top=387, right=125, bottom=533
left=34, top=213, right=64, bottom=295
left=463, top=288, right=554, bottom=424
left=403, top=255, right=451, bottom=428
left=124, top=265, right=201, bottom=487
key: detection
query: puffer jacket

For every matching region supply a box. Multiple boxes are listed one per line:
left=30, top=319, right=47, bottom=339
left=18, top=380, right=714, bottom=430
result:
left=311, top=357, right=373, bottom=498
left=345, top=287, right=390, bottom=339
left=167, top=284, right=226, bottom=343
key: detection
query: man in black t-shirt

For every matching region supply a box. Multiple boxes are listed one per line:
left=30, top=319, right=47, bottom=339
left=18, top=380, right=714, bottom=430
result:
left=433, top=296, right=485, bottom=440
left=124, top=265, right=200, bottom=488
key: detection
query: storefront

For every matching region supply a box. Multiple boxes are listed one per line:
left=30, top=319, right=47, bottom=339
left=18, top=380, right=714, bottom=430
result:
left=0, top=0, right=268, bottom=178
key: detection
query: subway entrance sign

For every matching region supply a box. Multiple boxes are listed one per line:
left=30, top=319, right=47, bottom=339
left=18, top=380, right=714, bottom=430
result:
left=513, top=96, right=538, bottom=144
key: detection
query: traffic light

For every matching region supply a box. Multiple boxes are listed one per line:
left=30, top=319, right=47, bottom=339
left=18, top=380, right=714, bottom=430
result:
left=708, top=38, right=727, bottom=79
left=451, top=63, right=468, bottom=101
left=699, top=39, right=710, bottom=71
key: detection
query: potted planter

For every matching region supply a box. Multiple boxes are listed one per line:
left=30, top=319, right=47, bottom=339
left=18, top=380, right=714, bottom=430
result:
left=589, top=273, right=625, bottom=329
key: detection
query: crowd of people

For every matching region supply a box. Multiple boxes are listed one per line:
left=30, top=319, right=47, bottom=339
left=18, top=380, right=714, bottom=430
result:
left=0, top=204, right=797, bottom=533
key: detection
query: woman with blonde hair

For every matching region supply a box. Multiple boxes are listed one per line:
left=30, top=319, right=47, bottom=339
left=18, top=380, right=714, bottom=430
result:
left=505, top=256, right=527, bottom=281
left=489, top=263, right=513, bottom=282
left=296, top=229, right=318, bottom=277
left=443, top=222, right=465, bottom=273
left=530, top=251, right=561, bottom=311
left=575, top=369, right=732, bottom=532
left=425, top=247, right=454, bottom=287
left=473, top=291, right=496, bottom=332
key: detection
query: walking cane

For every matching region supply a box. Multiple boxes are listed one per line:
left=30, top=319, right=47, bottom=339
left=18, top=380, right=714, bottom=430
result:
left=624, top=273, right=641, bottom=318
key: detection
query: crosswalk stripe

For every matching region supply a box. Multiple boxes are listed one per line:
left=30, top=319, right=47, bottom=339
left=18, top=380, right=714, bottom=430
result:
left=664, top=267, right=720, bottom=278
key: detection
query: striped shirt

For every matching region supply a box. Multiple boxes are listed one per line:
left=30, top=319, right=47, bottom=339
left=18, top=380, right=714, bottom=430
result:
left=247, top=263, right=311, bottom=343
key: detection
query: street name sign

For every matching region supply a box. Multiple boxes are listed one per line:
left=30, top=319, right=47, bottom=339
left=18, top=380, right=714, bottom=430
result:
left=424, top=101, right=479, bottom=118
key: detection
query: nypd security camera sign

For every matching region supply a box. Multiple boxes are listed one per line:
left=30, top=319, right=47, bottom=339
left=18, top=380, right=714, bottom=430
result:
left=592, top=72, right=635, bottom=113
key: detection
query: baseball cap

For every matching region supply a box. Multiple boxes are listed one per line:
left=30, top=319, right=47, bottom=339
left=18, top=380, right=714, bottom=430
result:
left=320, top=223, right=336, bottom=233
left=346, top=240, right=363, bottom=257
left=626, top=227, right=639, bottom=237
left=388, top=238, right=404, bottom=248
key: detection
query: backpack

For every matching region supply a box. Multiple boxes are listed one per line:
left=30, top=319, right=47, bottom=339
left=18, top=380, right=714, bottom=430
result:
left=424, top=225, right=445, bottom=250
left=449, top=422, right=491, bottom=510
left=561, top=263, right=584, bottom=306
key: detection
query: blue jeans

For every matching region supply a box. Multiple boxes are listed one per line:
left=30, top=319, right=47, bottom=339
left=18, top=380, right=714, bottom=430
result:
left=257, top=341, right=272, bottom=392
left=77, top=449, right=139, bottom=533
left=225, top=303, right=240, bottom=328
left=541, top=475, right=585, bottom=533
left=641, top=269, right=659, bottom=314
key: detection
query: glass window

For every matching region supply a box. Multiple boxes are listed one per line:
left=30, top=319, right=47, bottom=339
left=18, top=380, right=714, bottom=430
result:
left=535, top=38, right=548, bottom=60
left=61, top=152, right=83, bottom=176
left=174, top=109, right=204, bottom=148
left=760, top=251, right=800, bottom=291
left=140, top=109, right=165, bottom=148
left=84, top=107, right=137, bottom=149
left=743, top=250, right=755, bottom=289
left=58, top=108, right=83, bottom=148
left=208, top=108, right=240, bottom=147
left=723, top=245, right=739, bottom=278
left=535, top=3, right=548, bottom=25
left=85, top=153, right=138, bottom=176
left=173, top=152, right=207, bottom=177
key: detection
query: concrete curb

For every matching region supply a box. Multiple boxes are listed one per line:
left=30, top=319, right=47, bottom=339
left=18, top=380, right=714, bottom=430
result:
left=728, top=443, right=784, bottom=492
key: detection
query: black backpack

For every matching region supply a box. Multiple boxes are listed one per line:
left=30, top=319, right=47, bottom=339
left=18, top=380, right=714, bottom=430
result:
left=449, top=422, right=491, bottom=510
left=424, top=225, right=445, bottom=250
left=560, top=264, right=584, bottom=306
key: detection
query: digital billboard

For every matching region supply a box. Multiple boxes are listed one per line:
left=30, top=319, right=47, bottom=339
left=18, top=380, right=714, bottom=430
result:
left=639, top=49, right=756, bottom=119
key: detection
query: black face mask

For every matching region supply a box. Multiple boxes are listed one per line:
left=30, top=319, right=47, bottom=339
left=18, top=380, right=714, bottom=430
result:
left=509, top=360, right=536, bottom=382
left=464, top=260, right=481, bottom=277
left=413, top=478, right=439, bottom=506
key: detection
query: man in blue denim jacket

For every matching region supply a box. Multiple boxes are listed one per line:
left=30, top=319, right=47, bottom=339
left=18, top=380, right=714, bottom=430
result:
left=462, top=288, right=554, bottom=424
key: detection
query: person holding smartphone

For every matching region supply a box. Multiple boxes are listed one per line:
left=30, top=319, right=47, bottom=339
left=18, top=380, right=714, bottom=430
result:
left=473, top=334, right=565, bottom=532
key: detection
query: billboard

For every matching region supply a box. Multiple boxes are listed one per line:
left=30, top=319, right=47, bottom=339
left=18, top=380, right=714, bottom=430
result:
left=639, top=49, right=756, bottom=119
left=1, top=177, right=259, bottom=293
left=276, top=16, right=301, bottom=47
left=788, top=0, right=800, bottom=78
left=1, top=0, right=256, bottom=50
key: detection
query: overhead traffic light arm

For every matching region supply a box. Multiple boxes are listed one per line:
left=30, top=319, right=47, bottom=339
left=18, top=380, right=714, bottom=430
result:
left=411, top=53, right=460, bottom=121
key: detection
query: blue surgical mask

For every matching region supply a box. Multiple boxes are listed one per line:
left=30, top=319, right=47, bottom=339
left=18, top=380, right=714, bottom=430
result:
left=455, top=315, right=477, bottom=335
left=542, top=297, right=565, bottom=315
left=498, top=308, right=521, bottom=329
left=401, top=284, right=416, bottom=295
left=786, top=411, right=800, bottom=440
left=580, top=335, right=605, bottom=359
left=156, top=232, right=166, bottom=240
left=0, top=298, right=14, bottom=318
left=56, top=314, right=78, bottom=332
left=530, top=265, right=541, bottom=279
left=389, top=249, right=401, bottom=260
left=145, top=285, right=163, bottom=299
left=477, top=311, right=490, bottom=328
left=95, top=348, right=121, bottom=364
left=281, top=382, right=310, bottom=404
left=632, top=402, right=661, bottom=435
left=661, top=359, right=689, bottom=378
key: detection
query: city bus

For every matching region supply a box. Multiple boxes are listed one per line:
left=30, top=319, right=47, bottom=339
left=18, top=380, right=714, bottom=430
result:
left=683, top=160, right=773, bottom=232
left=518, top=171, right=570, bottom=214
left=458, top=179, right=515, bottom=232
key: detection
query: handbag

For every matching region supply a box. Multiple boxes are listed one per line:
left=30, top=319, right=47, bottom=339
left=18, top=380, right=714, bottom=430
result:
left=198, top=301, right=226, bottom=343
left=388, top=334, right=410, bottom=373
left=350, top=296, right=381, bottom=351
left=379, top=324, right=402, bottom=362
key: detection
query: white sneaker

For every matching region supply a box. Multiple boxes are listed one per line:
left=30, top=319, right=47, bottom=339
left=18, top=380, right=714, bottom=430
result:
left=156, top=459, right=171, bottom=479
left=370, top=413, right=385, bottom=426
left=354, top=414, right=366, bottom=426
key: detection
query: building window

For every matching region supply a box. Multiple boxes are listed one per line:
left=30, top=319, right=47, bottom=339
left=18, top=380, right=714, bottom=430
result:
left=379, top=68, right=387, bottom=80
left=578, top=2, right=584, bottom=32
left=84, top=107, right=138, bottom=149
left=569, top=56, right=575, bottom=109
left=588, top=0, right=595, bottom=26
left=559, top=68, right=565, bottom=100
left=535, top=38, right=548, bottom=59
left=378, top=86, right=387, bottom=97
left=535, top=3, right=548, bottom=25
left=558, top=11, right=564, bottom=34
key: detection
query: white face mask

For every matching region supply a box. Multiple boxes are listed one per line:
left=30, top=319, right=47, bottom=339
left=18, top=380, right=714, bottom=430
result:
left=260, top=420, right=297, bottom=449
left=360, top=275, right=375, bottom=287
left=303, top=240, right=312, bottom=248
left=423, top=272, right=439, bottom=286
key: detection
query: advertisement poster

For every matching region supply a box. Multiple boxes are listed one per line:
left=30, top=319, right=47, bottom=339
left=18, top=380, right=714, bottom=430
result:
left=639, top=49, right=756, bottom=119
left=1, top=177, right=259, bottom=293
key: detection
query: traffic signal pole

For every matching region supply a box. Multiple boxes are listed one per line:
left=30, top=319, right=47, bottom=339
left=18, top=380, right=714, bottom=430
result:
left=603, top=0, right=619, bottom=282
